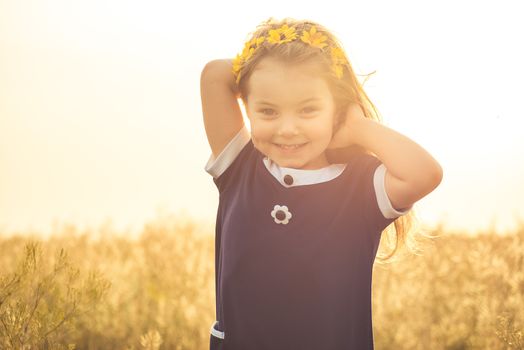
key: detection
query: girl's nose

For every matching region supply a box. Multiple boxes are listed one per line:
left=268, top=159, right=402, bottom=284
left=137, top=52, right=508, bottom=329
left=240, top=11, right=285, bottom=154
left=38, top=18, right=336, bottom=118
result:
left=277, top=117, right=299, bottom=136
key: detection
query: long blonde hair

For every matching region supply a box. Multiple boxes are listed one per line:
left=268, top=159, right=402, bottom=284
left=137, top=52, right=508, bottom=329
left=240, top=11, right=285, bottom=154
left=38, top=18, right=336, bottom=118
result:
left=235, top=17, right=429, bottom=263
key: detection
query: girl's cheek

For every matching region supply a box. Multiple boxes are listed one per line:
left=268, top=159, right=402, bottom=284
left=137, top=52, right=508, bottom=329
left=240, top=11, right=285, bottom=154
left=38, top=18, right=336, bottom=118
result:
left=252, top=125, right=273, bottom=141
left=250, top=133, right=261, bottom=147
left=250, top=136, right=266, bottom=155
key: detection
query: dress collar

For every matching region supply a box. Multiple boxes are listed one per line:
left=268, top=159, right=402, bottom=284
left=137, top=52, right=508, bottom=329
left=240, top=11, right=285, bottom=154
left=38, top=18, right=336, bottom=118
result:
left=262, top=156, right=347, bottom=188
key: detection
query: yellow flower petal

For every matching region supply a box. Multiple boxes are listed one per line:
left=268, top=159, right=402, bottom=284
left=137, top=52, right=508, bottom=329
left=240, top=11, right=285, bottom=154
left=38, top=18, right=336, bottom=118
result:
left=331, top=47, right=345, bottom=62
left=300, top=32, right=309, bottom=43
left=268, top=29, right=281, bottom=44
left=282, top=25, right=297, bottom=40
left=232, top=55, right=242, bottom=73
left=333, top=64, right=344, bottom=78
left=256, top=36, right=265, bottom=46
left=300, top=26, right=328, bottom=49
left=267, top=24, right=298, bottom=44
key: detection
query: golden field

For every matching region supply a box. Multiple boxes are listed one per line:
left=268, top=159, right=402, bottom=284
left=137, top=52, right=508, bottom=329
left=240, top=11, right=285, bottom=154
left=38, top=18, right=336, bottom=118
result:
left=0, top=214, right=522, bottom=350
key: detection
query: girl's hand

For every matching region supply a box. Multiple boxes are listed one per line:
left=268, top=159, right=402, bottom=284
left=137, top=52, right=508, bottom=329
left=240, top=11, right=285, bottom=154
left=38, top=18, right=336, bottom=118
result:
left=327, top=102, right=367, bottom=149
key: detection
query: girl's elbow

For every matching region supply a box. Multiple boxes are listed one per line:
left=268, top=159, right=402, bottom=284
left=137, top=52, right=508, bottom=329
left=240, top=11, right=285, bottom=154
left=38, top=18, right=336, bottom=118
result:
left=435, top=162, right=444, bottom=182
left=414, top=162, right=443, bottom=196
left=427, top=162, right=443, bottom=191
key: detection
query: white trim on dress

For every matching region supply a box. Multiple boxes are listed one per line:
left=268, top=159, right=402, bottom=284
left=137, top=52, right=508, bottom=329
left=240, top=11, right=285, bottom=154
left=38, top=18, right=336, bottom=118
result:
left=210, top=320, right=225, bottom=339
left=204, top=126, right=251, bottom=178
left=373, top=163, right=412, bottom=218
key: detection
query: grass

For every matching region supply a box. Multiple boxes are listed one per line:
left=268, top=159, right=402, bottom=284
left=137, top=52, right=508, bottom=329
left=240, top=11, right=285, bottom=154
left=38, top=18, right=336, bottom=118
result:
left=0, top=213, right=522, bottom=349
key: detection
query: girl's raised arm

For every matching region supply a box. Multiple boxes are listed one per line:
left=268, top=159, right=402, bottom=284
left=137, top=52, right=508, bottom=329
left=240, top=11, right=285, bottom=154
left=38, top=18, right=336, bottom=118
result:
left=200, top=59, right=245, bottom=159
left=329, top=103, right=443, bottom=210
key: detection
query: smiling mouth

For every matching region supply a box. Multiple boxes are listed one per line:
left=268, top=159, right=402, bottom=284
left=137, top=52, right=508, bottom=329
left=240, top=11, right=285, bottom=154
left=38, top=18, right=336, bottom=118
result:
left=274, top=142, right=308, bottom=150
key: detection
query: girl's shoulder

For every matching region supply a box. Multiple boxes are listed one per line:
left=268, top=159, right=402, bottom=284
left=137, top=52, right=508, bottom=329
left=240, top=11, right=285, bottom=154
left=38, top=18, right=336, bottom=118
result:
left=204, top=125, right=258, bottom=193
left=204, top=125, right=252, bottom=180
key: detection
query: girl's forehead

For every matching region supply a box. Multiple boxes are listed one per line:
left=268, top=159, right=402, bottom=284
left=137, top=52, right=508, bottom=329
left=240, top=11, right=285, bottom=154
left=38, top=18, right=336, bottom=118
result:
left=250, top=90, right=326, bottom=105
left=249, top=76, right=331, bottom=105
left=249, top=65, right=330, bottom=101
left=253, top=58, right=323, bottom=79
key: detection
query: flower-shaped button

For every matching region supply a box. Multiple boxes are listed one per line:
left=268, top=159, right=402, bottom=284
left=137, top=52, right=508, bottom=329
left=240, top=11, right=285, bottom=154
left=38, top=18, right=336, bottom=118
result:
left=271, top=205, right=292, bottom=225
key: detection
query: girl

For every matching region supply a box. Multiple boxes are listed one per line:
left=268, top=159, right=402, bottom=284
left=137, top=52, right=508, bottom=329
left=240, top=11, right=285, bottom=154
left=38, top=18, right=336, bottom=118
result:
left=200, top=17, right=442, bottom=350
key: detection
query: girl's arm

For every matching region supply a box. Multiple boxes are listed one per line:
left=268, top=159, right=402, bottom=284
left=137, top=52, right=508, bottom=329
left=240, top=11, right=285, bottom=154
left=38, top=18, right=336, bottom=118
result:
left=328, top=103, right=443, bottom=210
left=200, top=59, right=244, bottom=158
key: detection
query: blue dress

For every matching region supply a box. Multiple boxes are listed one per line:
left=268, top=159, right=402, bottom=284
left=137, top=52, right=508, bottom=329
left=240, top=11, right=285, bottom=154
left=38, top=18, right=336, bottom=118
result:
left=205, top=126, right=411, bottom=350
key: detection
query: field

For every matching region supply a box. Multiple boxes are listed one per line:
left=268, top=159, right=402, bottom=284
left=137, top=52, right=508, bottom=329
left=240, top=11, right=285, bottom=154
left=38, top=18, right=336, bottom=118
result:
left=0, top=213, right=522, bottom=349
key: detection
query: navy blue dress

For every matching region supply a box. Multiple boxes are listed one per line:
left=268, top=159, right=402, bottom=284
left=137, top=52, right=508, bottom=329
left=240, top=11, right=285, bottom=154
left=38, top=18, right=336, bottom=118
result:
left=205, top=126, right=411, bottom=350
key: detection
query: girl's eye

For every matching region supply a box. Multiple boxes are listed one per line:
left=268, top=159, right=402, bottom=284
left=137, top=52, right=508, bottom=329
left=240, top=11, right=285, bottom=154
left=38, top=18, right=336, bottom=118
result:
left=258, top=107, right=317, bottom=118
left=260, top=109, right=277, bottom=117
left=301, top=107, right=317, bottom=115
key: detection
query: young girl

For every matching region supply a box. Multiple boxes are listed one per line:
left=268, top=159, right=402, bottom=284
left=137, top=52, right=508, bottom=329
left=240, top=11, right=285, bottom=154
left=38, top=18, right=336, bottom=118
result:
left=200, top=17, right=442, bottom=350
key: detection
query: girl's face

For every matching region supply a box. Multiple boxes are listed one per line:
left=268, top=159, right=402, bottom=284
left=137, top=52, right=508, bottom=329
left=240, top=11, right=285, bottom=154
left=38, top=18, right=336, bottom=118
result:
left=245, top=57, right=336, bottom=170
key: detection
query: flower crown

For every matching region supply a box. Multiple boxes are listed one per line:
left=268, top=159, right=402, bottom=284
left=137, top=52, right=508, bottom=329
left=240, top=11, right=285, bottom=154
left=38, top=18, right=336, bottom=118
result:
left=232, top=24, right=349, bottom=84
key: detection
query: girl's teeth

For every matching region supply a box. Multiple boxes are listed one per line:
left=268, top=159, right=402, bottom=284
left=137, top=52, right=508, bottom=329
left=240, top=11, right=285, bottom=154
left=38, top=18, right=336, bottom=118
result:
left=279, top=144, right=301, bottom=149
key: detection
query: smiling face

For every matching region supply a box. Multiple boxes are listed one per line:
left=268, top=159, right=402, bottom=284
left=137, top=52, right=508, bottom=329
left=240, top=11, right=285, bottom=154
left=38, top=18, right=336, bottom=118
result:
left=245, top=57, right=337, bottom=170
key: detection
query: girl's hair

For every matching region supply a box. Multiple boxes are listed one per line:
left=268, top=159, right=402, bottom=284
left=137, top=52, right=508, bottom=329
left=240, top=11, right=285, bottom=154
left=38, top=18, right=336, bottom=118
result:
left=235, top=17, right=428, bottom=263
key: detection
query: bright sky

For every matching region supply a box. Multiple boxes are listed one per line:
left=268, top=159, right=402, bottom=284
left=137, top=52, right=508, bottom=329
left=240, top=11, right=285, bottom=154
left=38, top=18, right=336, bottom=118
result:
left=1, top=0, right=523, bottom=238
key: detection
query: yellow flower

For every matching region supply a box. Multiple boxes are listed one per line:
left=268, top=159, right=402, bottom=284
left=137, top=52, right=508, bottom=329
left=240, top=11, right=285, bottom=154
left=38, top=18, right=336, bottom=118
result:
left=333, top=64, right=344, bottom=79
left=267, top=24, right=297, bottom=44
left=232, top=49, right=246, bottom=82
left=232, top=36, right=266, bottom=82
left=300, top=26, right=328, bottom=49
left=330, top=47, right=347, bottom=78
left=232, top=54, right=243, bottom=74
left=331, top=47, right=346, bottom=64
left=251, top=36, right=266, bottom=47
left=242, top=46, right=255, bottom=62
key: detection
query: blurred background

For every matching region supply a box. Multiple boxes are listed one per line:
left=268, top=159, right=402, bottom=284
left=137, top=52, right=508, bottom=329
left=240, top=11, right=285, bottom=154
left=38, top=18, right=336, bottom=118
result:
left=1, top=0, right=523, bottom=238
left=1, top=1, right=523, bottom=349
